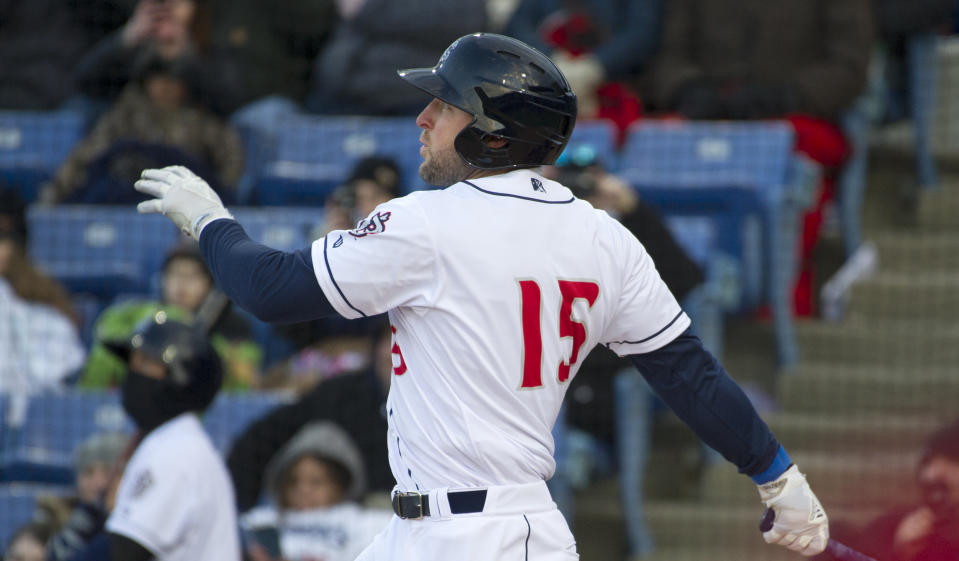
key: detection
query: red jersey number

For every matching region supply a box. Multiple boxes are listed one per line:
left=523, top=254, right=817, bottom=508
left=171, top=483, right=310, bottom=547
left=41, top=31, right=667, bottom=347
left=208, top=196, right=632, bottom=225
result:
left=518, top=279, right=600, bottom=388
left=390, top=325, right=408, bottom=376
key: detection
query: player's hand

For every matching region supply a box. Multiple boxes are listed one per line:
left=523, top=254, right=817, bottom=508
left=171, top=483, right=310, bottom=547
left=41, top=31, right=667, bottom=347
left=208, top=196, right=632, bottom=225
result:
left=757, top=464, right=829, bottom=556
left=134, top=166, right=233, bottom=239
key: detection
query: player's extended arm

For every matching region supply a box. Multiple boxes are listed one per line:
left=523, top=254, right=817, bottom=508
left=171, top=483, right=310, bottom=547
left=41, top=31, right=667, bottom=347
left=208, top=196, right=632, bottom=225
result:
left=629, top=328, right=828, bottom=556
left=134, top=166, right=337, bottom=323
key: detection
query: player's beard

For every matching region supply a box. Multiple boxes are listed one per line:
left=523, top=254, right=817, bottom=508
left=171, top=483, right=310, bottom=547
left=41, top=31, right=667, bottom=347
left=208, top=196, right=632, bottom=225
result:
left=419, top=144, right=474, bottom=187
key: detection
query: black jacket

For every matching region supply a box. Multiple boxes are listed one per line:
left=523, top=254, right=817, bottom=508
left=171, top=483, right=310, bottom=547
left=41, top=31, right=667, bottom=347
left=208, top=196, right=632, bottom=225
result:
left=226, top=371, right=391, bottom=512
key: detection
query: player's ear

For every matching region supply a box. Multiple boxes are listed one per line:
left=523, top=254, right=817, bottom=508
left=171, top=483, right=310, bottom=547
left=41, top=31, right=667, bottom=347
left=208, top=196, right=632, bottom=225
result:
left=484, top=135, right=508, bottom=149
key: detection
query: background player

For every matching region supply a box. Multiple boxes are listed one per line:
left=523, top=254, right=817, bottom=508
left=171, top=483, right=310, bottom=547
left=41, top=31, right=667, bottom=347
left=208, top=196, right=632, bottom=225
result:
left=133, top=33, right=829, bottom=559
left=68, top=313, right=241, bottom=561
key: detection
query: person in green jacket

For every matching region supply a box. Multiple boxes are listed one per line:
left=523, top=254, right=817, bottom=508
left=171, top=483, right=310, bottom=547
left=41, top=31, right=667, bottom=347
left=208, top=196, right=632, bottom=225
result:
left=81, top=241, right=262, bottom=390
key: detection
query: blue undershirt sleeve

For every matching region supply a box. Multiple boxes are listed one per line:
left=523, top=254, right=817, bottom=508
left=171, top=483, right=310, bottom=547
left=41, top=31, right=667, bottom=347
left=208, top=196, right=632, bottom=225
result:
left=628, top=328, right=786, bottom=481
left=198, top=219, right=337, bottom=323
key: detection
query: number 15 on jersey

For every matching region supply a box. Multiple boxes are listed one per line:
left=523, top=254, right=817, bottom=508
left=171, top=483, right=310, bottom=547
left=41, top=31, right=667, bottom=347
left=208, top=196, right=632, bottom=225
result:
left=518, top=279, right=600, bottom=389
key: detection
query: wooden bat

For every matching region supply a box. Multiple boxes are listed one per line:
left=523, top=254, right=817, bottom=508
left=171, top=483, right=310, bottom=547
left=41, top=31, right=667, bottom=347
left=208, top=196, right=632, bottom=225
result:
left=759, top=508, right=879, bottom=561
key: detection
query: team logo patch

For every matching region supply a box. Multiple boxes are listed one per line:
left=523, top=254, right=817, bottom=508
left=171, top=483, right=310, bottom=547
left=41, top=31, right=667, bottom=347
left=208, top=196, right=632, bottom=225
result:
left=531, top=177, right=546, bottom=193
left=349, top=211, right=392, bottom=238
left=333, top=234, right=344, bottom=248
left=131, top=470, right=154, bottom=499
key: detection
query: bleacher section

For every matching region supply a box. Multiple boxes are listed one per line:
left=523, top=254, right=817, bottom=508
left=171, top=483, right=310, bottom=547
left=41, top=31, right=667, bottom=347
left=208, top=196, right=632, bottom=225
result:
left=620, top=121, right=821, bottom=368
left=0, top=110, right=86, bottom=203
left=6, top=112, right=814, bottom=371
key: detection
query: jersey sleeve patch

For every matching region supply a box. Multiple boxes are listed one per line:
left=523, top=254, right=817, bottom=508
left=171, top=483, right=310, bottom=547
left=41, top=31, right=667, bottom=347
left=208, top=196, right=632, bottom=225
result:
left=311, top=196, right=438, bottom=318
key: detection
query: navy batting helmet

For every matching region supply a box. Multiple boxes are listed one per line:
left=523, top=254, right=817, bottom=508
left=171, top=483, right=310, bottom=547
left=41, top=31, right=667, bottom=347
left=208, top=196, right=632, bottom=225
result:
left=105, top=311, right=223, bottom=413
left=398, top=33, right=578, bottom=170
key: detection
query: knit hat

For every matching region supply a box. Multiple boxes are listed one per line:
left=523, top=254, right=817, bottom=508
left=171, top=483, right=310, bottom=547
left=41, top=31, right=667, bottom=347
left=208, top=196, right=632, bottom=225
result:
left=74, top=432, right=128, bottom=472
left=265, top=421, right=367, bottom=505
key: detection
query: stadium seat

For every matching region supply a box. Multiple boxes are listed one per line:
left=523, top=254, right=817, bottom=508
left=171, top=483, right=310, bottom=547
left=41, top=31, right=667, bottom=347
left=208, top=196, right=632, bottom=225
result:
left=0, top=483, right=71, bottom=548
left=27, top=206, right=181, bottom=299
left=256, top=116, right=423, bottom=206
left=202, top=392, right=293, bottom=455
left=230, top=207, right=319, bottom=252
left=0, top=392, right=132, bottom=485
left=0, top=110, right=86, bottom=202
left=565, top=119, right=620, bottom=170
left=620, top=120, right=815, bottom=368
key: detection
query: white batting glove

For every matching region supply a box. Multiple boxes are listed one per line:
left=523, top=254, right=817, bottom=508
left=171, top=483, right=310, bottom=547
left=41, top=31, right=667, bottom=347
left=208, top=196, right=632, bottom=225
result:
left=758, top=464, right=829, bottom=556
left=134, top=166, right=233, bottom=239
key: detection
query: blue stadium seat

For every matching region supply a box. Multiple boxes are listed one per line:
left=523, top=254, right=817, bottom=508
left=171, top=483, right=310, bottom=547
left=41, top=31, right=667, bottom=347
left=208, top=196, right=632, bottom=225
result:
left=27, top=206, right=181, bottom=299
left=0, top=484, right=71, bottom=548
left=202, top=392, right=292, bottom=455
left=566, top=119, right=620, bottom=170
left=635, top=184, right=761, bottom=306
left=0, top=392, right=132, bottom=485
left=230, top=207, right=318, bottom=252
left=620, top=120, right=815, bottom=368
left=256, top=116, right=423, bottom=206
left=0, top=110, right=86, bottom=202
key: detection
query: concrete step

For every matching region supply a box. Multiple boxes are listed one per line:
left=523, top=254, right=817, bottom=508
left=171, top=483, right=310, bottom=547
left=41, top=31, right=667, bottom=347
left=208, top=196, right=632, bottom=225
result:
left=917, top=178, right=959, bottom=230
left=846, top=271, right=959, bottom=321
left=576, top=486, right=882, bottom=552
left=640, top=545, right=809, bottom=561
left=653, top=412, right=942, bottom=456
left=698, top=451, right=918, bottom=509
left=873, top=231, right=959, bottom=273
left=778, top=361, right=959, bottom=416
left=796, top=317, right=959, bottom=368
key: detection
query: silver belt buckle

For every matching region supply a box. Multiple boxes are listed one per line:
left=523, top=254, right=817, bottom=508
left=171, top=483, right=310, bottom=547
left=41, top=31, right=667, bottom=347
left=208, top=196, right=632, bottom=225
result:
left=396, top=491, right=425, bottom=520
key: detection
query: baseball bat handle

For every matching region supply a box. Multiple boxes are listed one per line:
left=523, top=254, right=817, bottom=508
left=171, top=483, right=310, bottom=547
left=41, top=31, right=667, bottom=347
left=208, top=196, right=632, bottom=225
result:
left=759, top=508, right=878, bottom=561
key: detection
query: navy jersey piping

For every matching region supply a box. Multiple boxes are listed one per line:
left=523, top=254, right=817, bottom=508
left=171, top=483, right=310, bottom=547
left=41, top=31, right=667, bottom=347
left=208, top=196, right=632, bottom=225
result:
left=462, top=180, right=575, bottom=204
left=323, top=235, right=367, bottom=317
left=608, top=310, right=684, bottom=345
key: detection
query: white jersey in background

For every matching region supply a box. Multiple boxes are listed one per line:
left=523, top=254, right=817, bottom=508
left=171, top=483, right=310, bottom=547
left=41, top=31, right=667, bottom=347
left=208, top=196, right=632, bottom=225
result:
left=107, top=413, right=241, bottom=561
left=312, top=169, right=689, bottom=492
left=242, top=503, right=393, bottom=561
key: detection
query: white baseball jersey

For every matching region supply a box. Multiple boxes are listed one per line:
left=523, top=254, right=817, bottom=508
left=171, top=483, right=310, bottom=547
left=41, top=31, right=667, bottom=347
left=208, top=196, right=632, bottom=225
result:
left=242, top=503, right=393, bottom=561
left=107, top=413, right=241, bottom=561
left=311, top=169, right=689, bottom=492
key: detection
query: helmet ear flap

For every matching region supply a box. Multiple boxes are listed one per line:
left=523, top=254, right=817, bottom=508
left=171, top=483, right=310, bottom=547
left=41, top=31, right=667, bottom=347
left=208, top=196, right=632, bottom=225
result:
left=454, top=127, right=510, bottom=168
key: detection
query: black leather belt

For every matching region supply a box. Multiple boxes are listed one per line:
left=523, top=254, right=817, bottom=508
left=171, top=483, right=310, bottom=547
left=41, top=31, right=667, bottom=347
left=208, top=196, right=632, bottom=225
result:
left=392, top=489, right=488, bottom=519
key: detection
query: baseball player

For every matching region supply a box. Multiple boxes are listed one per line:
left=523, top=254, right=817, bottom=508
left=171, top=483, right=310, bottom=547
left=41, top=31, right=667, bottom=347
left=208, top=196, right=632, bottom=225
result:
left=134, top=33, right=829, bottom=559
left=93, top=313, right=240, bottom=561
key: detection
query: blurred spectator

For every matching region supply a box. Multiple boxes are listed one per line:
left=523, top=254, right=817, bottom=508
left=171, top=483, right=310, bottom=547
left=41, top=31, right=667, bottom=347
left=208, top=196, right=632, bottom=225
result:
left=241, top=422, right=392, bottom=561
left=0, top=188, right=85, bottom=395
left=486, top=0, right=522, bottom=31
left=228, top=322, right=395, bottom=513
left=206, top=0, right=337, bottom=109
left=305, top=0, right=486, bottom=115
left=0, top=0, right=121, bottom=110
left=267, top=156, right=403, bottom=388
left=823, top=420, right=959, bottom=561
left=74, top=0, right=243, bottom=118
left=505, top=0, right=661, bottom=129
left=2, top=522, right=52, bottom=561
left=647, top=0, right=874, bottom=317
left=74, top=432, right=129, bottom=505
left=45, top=432, right=130, bottom=561
left=81, top=241, right=262, bottom=390
left=321, top=156, right=404, bottom=233
left=42, top=52, right=244, bottom=205
left=648, top=0, right=872, bottom=121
